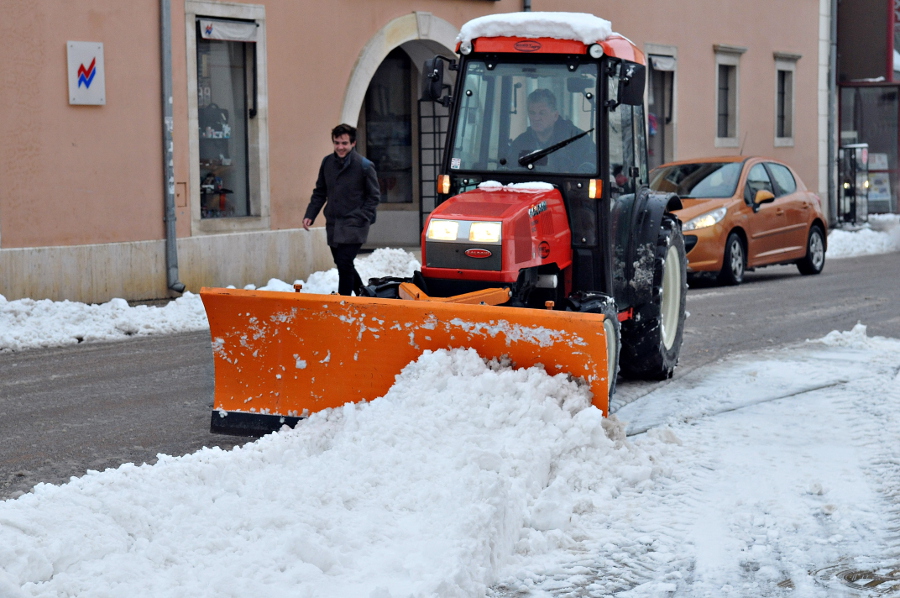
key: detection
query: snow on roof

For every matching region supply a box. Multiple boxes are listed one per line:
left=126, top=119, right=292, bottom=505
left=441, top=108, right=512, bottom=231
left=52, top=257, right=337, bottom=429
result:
left=457, top=12, right=613, bottom=45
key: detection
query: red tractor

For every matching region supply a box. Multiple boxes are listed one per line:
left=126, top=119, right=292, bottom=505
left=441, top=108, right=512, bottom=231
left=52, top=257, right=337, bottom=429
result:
left=373, top=12, right=687, bottom=384
left=199, top=13, right=687, bottom=436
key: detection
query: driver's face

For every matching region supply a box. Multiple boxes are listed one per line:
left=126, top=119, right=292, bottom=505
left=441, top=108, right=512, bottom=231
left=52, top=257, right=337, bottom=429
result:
left=528, top=101, right=559, bottom=138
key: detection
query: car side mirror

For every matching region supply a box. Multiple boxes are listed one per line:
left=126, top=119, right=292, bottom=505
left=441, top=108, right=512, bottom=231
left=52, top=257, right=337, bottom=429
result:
left=753, top=189, right=775, bottom=210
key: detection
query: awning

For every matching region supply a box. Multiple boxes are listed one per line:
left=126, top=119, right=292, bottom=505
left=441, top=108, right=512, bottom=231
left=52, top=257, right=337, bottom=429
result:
left=199, top=19, right=257, bottom=42
left=649, top=55, right=676, bottom=72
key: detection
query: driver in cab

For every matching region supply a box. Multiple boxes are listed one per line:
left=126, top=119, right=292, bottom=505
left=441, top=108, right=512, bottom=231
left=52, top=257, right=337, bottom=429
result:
left=506, top=88, right=595, bottom=173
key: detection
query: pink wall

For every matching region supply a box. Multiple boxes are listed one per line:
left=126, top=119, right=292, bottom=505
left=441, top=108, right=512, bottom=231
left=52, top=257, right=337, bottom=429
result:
left=0, top=0, right=165, bottom=248
left=0, top=0, right=823, bottom=251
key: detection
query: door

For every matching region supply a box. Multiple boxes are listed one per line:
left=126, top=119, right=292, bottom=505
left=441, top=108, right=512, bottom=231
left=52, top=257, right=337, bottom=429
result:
left=743, top=163, right=788, bottom=264
left=764, top=161, right=809, bottom=256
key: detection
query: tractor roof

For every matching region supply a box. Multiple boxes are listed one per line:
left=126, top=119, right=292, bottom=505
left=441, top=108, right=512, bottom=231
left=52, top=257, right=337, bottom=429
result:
left=456, top=12, right=643, bottom=64
left=457, top=12, right=613, bottom=46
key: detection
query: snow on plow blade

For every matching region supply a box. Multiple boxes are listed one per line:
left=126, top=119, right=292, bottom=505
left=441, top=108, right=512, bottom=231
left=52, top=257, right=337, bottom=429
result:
left=200, top=287, right=611, bottom=435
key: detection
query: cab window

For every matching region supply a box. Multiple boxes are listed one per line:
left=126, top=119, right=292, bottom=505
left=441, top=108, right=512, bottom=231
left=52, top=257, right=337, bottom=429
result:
left=449, top=60, right=599, bottom=175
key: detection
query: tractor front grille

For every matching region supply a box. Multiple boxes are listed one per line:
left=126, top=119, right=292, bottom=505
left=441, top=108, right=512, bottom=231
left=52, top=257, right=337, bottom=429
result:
left=425, top=242, right=501, bottom=271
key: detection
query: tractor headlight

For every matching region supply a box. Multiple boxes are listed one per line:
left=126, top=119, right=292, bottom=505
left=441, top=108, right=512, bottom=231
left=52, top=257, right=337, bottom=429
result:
left=683, top=206, right=727, bottom=231
left=426, top=219, right=460, bottom=241
left=469, top=221, right=502, bottom=243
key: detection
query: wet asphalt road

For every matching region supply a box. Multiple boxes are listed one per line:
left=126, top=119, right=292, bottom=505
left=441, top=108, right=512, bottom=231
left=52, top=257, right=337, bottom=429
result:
left=1, top=251, right=898, bottom=499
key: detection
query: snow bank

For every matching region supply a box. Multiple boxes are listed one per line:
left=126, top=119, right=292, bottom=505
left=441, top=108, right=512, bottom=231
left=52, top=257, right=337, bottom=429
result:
left=0, top=349, right=662, bottom=597
left=827, top=214, right=900, bottom=258
left=0, top=248, right=421, bottom=353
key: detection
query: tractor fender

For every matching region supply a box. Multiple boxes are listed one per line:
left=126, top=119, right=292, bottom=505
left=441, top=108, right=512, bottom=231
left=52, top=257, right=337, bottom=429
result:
left=623, top=189, right=682, bottom=309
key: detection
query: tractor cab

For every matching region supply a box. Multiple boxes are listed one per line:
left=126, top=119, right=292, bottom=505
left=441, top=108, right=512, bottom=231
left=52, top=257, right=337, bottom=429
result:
left=421, top=17, right=653, bottom=311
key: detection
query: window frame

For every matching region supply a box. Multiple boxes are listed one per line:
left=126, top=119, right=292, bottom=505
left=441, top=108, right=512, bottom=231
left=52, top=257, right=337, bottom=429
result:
left=774, top=53, right=800, bottom=147
left=714, top=45, right=746, bottom=148
left=185, top=1, right=270, bottom=235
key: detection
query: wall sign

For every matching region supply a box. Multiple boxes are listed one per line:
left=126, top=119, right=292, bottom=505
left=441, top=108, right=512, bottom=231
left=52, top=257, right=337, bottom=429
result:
left=67, top=41, right=106, bottom=105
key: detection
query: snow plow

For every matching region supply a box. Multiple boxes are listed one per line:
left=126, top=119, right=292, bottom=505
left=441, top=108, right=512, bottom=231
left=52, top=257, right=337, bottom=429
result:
left=202, top=287, right=615, bottom=435
left=201, top=12, right=687, bottom=436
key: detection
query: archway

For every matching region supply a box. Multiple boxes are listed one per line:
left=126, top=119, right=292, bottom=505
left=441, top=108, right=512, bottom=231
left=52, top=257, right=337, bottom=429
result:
left=340, top=13, right=458, bottom=247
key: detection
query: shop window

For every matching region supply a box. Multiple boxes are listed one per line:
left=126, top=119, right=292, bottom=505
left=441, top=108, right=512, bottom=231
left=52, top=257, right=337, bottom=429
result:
left=775, top=53, right=799, bottom=146
left=365, top=48, right=412, bottom=204
left=714, top=45, right=745, bottom=147
left=196, top=19, right=257, bottom=218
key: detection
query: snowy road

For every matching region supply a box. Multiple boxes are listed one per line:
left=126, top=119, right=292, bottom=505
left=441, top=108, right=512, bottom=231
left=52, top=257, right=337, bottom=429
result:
left=491, top=326, right=900, bottom=597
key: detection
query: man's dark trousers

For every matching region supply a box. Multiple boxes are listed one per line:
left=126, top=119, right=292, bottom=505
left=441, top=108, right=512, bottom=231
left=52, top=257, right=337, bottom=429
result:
left=331, top=243, right=364, bottom=295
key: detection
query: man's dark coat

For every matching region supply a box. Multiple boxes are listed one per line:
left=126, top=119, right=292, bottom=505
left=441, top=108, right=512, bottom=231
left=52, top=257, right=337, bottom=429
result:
left=305, top=149, right=380, bottom=246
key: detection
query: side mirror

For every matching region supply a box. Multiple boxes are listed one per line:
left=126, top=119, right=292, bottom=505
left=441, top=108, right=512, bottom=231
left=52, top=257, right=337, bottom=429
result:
left=618, top=62, right=646, bottom=106
left=422, top=57, right=445, bottom=102
left=754, top=189, right=775, bottom=209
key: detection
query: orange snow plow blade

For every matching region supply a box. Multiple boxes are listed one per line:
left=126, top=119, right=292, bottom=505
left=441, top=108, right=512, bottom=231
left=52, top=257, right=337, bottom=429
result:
left=200, top=287, right=611, bottom=435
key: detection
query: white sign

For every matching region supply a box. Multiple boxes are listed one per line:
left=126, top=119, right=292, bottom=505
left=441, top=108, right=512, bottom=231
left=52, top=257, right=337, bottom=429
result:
left=67, top=41, right=106, bottom=105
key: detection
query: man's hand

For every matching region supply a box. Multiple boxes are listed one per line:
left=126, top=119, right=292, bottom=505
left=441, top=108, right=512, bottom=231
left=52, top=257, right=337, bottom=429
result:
left=302, top=218, right=312, bottom=230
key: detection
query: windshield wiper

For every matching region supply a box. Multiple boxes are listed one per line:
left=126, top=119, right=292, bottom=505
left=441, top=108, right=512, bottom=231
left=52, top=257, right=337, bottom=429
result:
left=518, top=128, right=594, bottom=167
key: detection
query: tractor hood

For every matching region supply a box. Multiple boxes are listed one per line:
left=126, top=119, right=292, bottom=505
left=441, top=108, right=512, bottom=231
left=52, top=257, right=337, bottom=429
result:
left=430, top=182, right=563, bottom=221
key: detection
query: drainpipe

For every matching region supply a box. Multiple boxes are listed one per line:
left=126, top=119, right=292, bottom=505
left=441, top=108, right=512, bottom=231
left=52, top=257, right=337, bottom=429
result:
left=523, top=0, right=531, bottom=11
left=827, top=0, right=838, bottom=228
left=160, top=0, right=185, bottom=293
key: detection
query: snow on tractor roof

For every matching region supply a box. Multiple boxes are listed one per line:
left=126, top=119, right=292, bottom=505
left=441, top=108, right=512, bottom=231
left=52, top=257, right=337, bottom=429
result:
left=457, top=12, right=613, bottom=45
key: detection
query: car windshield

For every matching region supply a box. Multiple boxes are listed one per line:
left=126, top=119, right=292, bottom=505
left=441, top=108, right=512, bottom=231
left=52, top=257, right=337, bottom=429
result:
left=649, top=162, right=743, bottom=198
left=449, top=60, right=599, bottom=175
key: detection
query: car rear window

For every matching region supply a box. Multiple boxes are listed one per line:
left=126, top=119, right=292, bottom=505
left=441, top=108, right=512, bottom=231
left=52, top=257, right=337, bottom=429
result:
left=649, top=162, right=743, bottom=198
left=766, top=163, right=797, bottom=196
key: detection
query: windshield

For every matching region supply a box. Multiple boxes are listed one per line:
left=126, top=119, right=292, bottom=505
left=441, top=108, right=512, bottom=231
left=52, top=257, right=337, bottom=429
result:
left=649, top=162, right=744, bottom=198
left=449, top=60, right=599, bottom=175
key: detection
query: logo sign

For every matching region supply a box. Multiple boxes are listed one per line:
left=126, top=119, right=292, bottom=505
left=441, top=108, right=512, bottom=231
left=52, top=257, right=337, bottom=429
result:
left=539, top=241, right=551, bottom=259
left=528, top=201, right=548, bottom=218
left=67, top=41, right=106, bottom=105
left=514, top=40, right=542, bottom=52
left=465, top=248, right=492, bottom=259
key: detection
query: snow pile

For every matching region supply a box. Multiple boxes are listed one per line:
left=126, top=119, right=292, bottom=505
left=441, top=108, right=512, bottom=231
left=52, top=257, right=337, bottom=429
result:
left=0, top=349, right=663, bottom=597
left=827, top=213, right=900, bottom=258
left=0, top=248, right=420, bottom=353
left=457, top=12, right=612, bottom=45
left=479, top=181, right=555, bottom=192
left=0, top=293, right=208, bottom=352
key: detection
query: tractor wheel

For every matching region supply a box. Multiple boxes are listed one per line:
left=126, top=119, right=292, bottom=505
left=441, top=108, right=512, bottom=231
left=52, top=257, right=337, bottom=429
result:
left=566, top=293, right=620, bottom=398
left=620, top=215, right=688, bottom=380
left=796, top=224, right=826, bottom=275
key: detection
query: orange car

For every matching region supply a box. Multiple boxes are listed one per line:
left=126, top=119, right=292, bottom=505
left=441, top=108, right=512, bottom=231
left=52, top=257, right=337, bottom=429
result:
left=649, top=156, right=828, bottom=284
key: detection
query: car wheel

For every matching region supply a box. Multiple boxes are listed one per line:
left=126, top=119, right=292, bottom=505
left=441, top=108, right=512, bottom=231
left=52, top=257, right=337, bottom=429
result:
left=620, top=215, right=687, bottom=381
left=718, top=232, right=745, bottom=285
left=797, top=225, right=826, bottom=275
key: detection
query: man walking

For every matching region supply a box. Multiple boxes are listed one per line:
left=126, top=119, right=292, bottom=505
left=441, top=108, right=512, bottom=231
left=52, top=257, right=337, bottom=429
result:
left=303, top=124, right=380, bottom=295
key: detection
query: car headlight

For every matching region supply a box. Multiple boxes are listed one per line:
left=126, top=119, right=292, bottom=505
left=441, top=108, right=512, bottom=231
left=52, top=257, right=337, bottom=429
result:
left=426, top=219, right=460, bottom=241
left=683, top=207, right=727, bottom=231
left=469, top=221, right=502, bottom=243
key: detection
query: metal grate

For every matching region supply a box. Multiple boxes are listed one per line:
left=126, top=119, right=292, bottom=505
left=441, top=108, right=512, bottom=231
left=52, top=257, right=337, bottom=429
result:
left=418, top=99, right=450, bottom=232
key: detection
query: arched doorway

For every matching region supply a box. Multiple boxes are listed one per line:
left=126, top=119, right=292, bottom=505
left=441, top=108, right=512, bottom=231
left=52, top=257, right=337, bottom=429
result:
left=339, top=13, right=457, bottom=247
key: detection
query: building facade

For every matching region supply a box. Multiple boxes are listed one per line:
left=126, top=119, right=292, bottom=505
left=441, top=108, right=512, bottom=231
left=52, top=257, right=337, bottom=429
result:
left=0, top=0, right=829, bottom=303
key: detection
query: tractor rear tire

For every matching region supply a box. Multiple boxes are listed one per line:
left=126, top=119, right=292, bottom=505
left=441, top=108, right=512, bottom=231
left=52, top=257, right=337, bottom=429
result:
left=565, top=293, right=620, bottom=398
left=620, top=215, right=688, bottom=380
